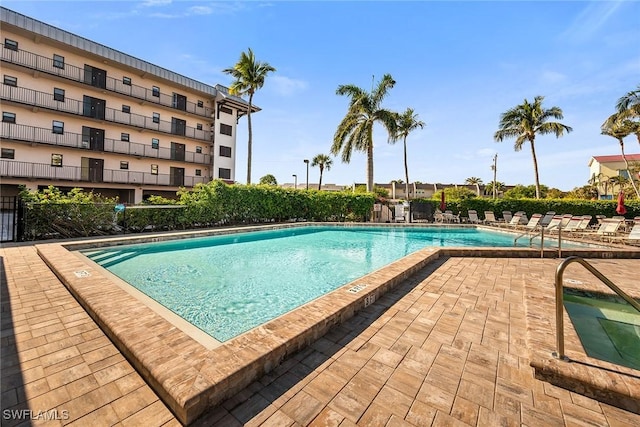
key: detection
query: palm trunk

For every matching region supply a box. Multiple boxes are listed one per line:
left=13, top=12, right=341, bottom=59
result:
left=403, top=136, right=410, bottom=200
left=530, top=138, right=541, bottom=199
left=619, top=138, right=640, bottom=198
left=246, top=92, right=254, bottom=184
left=318, top=166, right=324, bottom=190
left=366, top=129, right=374, bottom=193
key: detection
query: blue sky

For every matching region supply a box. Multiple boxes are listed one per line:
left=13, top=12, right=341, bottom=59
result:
left=5, top=0, right=640, bottom=191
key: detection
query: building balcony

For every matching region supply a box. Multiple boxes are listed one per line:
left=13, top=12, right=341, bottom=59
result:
left=2, top=122, right=211, bottom=165
left=1, top=159, right=208, bottom=187
left=2, top=85, right=212, bottom=141
left=1, top=44, right=214, bottom=118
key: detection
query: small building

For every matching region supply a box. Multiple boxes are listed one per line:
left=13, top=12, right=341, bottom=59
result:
left=588, top=154, right=640, bottom=199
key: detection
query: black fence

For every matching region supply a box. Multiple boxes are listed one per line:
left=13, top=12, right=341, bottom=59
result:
left=0, top=196, right=23, bottom=242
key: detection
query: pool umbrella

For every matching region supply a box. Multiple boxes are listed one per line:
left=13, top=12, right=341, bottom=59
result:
left=616, top=191, right=627, bottom=215
left=440, top=191, right=446, bottom=211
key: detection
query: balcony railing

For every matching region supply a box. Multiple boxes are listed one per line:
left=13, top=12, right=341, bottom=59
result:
left=1, top=160, right=208, bottom=187
left=1, top=44, right=214, bottom=118
left=2, top=85, right=212, bottom=141
left=2, top=122, right=211, bottom=165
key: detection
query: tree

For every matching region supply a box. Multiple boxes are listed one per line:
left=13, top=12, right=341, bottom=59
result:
left=464, top=177, right=483, bottom=196
left=601, top=114, right=640, bottom=198
left=390, top=108, right=425, bottom=200
left=494, top=96, right=572, bottom=199
left=484, top=181, right=505, bottom=197
left=310, top=154, right=333, bottom=190
left=616, top=85, right=640, bottom=146
left=222, top=48, right=276, bottom=184
left=332, top=74, right=397, bottom=192
left=258, top=174, right=277, bottom=186
left=504, top=184, right=549, bottom=199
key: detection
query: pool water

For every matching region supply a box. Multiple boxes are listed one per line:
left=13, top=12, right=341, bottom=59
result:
left=83, top=226, right=567, bottom=341
left=564, top=293, right=640, bottom=370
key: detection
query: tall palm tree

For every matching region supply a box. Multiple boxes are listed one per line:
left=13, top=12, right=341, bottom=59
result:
left=615, top=85, right=640, bottom=145
left=332, top=74, right=397, bottom=192
left=311, top=154, right=333, bottom=190
left=494, top=96, right=572, bottom=199
left=390, top=108, right=424, bottom=200
left=601, top=114, right=640, bottom=198
left=464, top=177, right=483, bottom=197
left=222, top=48, right=276, bottom=184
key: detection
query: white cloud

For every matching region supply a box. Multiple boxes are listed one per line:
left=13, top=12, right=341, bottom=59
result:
left=561, top=1, right=624, bottom=42
left=140, top=0, right=172, bottom=7
left=188, top=6, right=213, bottom=16
left=269, top=75, right=308, bottom=96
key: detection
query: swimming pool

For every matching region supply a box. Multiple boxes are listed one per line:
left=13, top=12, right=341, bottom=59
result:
left=82, top=225, right=570, bottom=341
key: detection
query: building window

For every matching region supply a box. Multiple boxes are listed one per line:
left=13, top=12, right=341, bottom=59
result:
left=51, top=154, right=63, bottom=167
left=220, top=123, right=232, bottom=136
left=151, top=138, right=159, bottom=149
left=53, top=88, right=65, bottom=102
left=53, top=54, right=65, bottom=69
left=619, top=170, right=630, bottom=179
left=123, top=76, right=131, bottom=86
left=120, top=161, right=129, bottom=170
left=121, top=133, right=130, bottom=142
left=52, top=120, right=64, bottom=134
left=3, top=75, right=17, bottom=87
left=4, top=39, right=18, bottom=51
left=196, top=123, right=203, bottom=131
left=197, top=100, right=204, bottom=108
left=122, top=105, right=130, bottom=113
left=195, top=169, right=202, bottom=176
left=220, top=106, right=233, bottom=115
left=219, top=168, right=231, bottom=180
left=152, top=112, right=160, bottom=123
left=219, top=145, right=232, bottom=157
left=195, top=146, right=202, bottom=154
left=2, top=112, right=16, bottom=123
left=151, top=164, right=158, bottom=175
left=1, top=148, right=15, bottom=159
left=152, top=86, right=160, bottom=97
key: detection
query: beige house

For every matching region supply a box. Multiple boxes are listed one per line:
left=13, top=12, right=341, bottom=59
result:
left=1, top=7, right=255, bottom=203
left=588, top=154, right=640, bottom=199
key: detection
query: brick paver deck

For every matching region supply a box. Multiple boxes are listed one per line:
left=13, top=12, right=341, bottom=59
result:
left=1, top=245, right=639, bottom=426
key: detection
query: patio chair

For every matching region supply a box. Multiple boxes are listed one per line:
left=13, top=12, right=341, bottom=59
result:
left=609, top=221, right=640, bottom=245
left=467, top=210, right=481, bottom=224
left=520, top=213, right=542, bottom=231
left=544, top=215, right=563, bottom=232
left=505, top=212, right=523, bottom=228
left=559, top=214, right=573, bottom=230
left=540, top=211, right=556, bottom=227
left=563, top=216, right=584, bottom=233
left=502, top=211, right=513, bottom=223
left=515, top=211, right=529, bottom=225
left=577, top=218, right=624, bottom=241
left=483, top=211, right=498, bottom=225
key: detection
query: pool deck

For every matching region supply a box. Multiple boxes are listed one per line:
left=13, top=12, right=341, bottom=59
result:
left=2, top=228, right=640, bottom=426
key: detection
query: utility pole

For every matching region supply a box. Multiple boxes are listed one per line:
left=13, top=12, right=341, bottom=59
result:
left=491, top=154, right=498, bottom=199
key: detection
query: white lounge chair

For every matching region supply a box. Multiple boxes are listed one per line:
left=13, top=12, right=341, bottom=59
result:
left=483, top=211, right=498, bottom=225
left=502, top=211, right=513, bottom=223
left=609, top=221, right=640, bottom=245
left=467, top=210, right=481, bottom=224
left=521, top=213, right=542, bottom=231
left=540, top=211, right=556, bottom=227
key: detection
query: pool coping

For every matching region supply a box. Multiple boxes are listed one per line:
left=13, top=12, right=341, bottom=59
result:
left=35, top=222, right=640, bottom=424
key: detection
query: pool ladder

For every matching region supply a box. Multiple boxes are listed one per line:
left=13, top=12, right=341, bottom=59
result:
left=554, top=256, right=640, bottom=361
left=514, top=225, right=563, bottom=258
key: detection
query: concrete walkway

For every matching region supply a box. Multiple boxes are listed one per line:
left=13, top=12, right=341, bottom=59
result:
left=1, top=246, right=639, bottom=426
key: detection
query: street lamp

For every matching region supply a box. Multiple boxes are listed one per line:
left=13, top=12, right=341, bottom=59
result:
left=303, top=159, right=309, bottom=190
left=292, top=174, right=297, bottom=189
left=491, top=153, right=498, bottom=199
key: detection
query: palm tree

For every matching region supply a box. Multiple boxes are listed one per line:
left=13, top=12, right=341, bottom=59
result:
left=615, top=85, right=640, bottom=145
left=464, top=177, right=483, bottom=197
left=311, top=154, right=333, bottom=190
left=222, top=48, right=276, bottom=184
left=494, top=96, right=572, bottom=199
left=332, top=74, right=397, bottom=192
left=601, top=114, right=640, bottom=198
left=390, top=108, right=425, bottom=200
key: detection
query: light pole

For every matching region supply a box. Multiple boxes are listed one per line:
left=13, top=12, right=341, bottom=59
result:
left=292, top=174, right=297, bottom=190
left=491, top=153, right=498, bottom=199
left=303, top=159, right=309, bottom=190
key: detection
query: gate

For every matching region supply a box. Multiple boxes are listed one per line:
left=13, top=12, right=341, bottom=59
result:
left=0, top=196, right=22, bottom=242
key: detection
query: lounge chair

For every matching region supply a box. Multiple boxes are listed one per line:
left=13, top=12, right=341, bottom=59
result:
left=563, top=216, right=584, bottom=233
left=502, top=211, right=513, bottom=223
left=504, top=212, right=523, bottom=228
left=540, top=211, right=556, bottom=227
left=544, top=215, right=563, bottom=232
left=521, top=213, right=542, bottom=231
left=609, top=221, right=640, bottom=245
left=559, top=214, right=573, bottom=230
left=515, top=211, right=529, bottom=225
left=467, top=210, right=481, bottom=224
left=577, top=218, right=624, bottom=241
left=483, top=211, right=498, bottom=225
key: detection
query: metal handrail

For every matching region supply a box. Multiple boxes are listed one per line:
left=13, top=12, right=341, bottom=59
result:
left=513, top=224, right=562, bottom=258
left=554, top=256, right=640, bottom=360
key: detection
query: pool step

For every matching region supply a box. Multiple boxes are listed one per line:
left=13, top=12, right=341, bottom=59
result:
left=86, top=249, right=145, bottom=267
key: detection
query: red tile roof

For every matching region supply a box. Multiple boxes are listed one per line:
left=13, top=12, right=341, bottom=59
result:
left=592, top=154, right=640, bottom=163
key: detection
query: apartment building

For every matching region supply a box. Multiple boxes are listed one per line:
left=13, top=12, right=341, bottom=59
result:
left=0, top=7, right=255, bottom=203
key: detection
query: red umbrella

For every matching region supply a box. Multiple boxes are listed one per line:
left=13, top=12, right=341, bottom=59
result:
left=616, top=191, right=627, bottom=215
left=440, top=191, right=446, bottom=211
